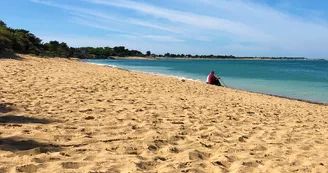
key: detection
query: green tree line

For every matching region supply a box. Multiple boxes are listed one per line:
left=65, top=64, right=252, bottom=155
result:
left=158, top=53, right=306, bottom=60
left=0, top=20, right=143, bottom=59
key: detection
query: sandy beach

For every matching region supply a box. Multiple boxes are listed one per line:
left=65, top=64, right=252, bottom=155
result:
left=0, top=55, right=327, bottom=173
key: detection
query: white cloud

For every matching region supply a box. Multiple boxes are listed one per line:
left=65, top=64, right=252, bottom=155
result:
left=83, top=0, right=272, bottom=42
left=30, top=0, right=328, bottom=57
left=127, top=19, right=182, bottom=34
left=143, top=35, right=184, bottom=42
left=71, top=17, right=132, bottom=35
left=70, top=17, right=184, bottom=43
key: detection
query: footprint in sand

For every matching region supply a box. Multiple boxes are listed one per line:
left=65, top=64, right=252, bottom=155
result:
left=170, top=147, right=181, bottom=153
left=148, top=144, right=158, bottom=151
left=83, top=155, right=97, bottom=161
left=154, top=156, right=167, bottom=161
left=169, top=135, right=185, bottom=142
left=183, top=168, right=206, bottom=173
left=212, top=160, right=227, bottom=168
left=90, top=167, right=120, bottom=173
left=16, top=147, right=59, bottom=156
left=125, top=146, right=141, bottom=155
left=154, top=139, right=168, bottom=148
left=32, top=157, right=61, bottom=163
left=188, top=150, right=211, bottom=161
left=148, top=139, right=169, bottom=152
left=61, top=162, right=82, bottom=169
left=136, top=161, right=157, bottom=171
left=251, top=145, right=267, bottom=152
left=16, top=164, right=38, bottom=173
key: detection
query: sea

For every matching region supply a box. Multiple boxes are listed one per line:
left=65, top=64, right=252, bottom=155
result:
left=82, top=59, right=328, bottom=104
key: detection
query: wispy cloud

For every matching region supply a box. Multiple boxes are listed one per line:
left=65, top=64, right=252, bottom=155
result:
left=143, top=35, right=184, bottom=42
left=70, top=16, right=184, bottom=43
left=30, top=0, right=187, bottom=42
left=30, top=0, right=328, bottom=57
left=127, top=19, right=182, bottom=34
left=71, top=17, right=132, bottom=35
left=83, top=0, right=272, bottom=41
left=194, top=0, right=328, bottom=56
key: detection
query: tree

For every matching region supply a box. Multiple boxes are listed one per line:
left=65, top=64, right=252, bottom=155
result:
left=0, top=25, right=12, bottom=54
left=0, top=20, right=6, bottom=27
left=58, top=42, right=70, bottom=57
left=28, top=33, right=42, bottom=55
left=11, top=31, right=28, bottom=53
left=129, top=50, right=143, bottom=56
left=146, top=51, right=151, bottom=56
left=113, top=46, right=127, bottom=56
left=104, top=47, right=113, bottom=57
left=44, top=41, right=59, bottom=56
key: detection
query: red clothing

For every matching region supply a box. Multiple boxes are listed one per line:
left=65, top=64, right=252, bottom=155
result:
left=207, top=73, right=217, bottom=84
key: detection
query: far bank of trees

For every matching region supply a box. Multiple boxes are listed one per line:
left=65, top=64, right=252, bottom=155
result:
left=156, top=53, right=306, bottom=60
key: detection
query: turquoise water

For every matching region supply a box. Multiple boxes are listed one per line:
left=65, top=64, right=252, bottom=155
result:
left=82, top=59, right=328, bottom=103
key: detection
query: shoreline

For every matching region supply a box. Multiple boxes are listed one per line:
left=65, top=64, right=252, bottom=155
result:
left=107, top=56, right=313, bottom=61
left=111, top=56, right=159, bottom=60
left=246, top=90, right=328, bottom=106
left=84, top=61, right=328, bottom=106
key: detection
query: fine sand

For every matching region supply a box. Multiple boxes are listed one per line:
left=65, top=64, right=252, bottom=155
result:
left=0, top=55, right=327, bottom=173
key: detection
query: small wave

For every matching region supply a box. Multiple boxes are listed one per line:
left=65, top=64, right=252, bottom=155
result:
left=83, top=62, right=204, bottom=83
left=140, top=71, right=204, bottom=83
left=104, top=64, right=117, bottom=68
left=87, top=62, right=117, bottom=68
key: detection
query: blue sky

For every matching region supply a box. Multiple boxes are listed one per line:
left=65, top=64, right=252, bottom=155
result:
left=1, top=0, right=328, bottom=58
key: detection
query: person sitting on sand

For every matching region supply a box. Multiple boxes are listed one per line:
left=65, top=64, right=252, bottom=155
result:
left=207, top=71, right=221, bottom=86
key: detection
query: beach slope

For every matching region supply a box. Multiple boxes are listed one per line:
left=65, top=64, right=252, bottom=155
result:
left=0, top=55, right=327, bottom=172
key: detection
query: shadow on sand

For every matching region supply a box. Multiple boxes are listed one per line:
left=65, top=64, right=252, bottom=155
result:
left=0, top=115, right=54, bottom=124
left=0, top=102, right=56, bottom=124
left=0, top=51, right=23, bottom=60
left=0, top=137, right=61, bottom=153
left=0, top=102, right=61, bottom=153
